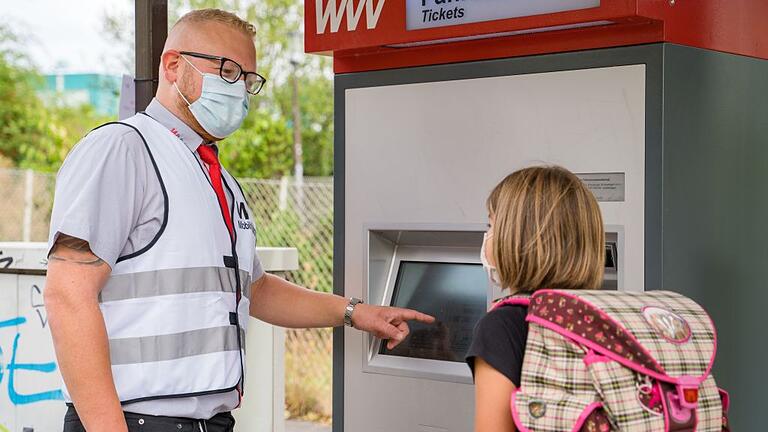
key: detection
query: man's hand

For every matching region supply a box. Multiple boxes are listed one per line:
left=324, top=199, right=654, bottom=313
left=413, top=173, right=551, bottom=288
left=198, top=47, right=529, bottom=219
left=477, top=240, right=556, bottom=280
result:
left=351, top=304, right=435, bottom=349
left=250, top=274, right=435, bottom=348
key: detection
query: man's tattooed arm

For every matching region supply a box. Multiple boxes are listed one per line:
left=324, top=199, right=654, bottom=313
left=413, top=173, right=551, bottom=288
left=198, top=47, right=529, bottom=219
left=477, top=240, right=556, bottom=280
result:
left=48, top=234, right=106, bottom=266
left=45, top=232, right=118, bottom=431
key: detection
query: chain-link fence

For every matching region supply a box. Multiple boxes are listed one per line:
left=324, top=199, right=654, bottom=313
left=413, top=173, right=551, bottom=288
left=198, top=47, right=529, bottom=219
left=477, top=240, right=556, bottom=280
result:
left=0, top=168, right=334, bottom=422
left=0, top=168, right=57, bottom=243
left=240, top=177, right=334, bottom=422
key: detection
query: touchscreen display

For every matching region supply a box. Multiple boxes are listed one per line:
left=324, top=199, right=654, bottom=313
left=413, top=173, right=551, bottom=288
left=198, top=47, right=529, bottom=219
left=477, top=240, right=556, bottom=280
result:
left=379, top=261, right=488, bottom=362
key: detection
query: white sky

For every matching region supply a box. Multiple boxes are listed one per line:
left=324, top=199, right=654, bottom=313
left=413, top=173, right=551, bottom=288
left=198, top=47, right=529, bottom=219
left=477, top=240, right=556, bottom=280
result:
left=1, top=0, right=133, bottom=75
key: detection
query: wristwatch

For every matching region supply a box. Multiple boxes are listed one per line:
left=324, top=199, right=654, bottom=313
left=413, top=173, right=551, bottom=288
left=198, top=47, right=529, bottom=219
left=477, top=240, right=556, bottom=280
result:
left=344, top=297, right=364, bottom=328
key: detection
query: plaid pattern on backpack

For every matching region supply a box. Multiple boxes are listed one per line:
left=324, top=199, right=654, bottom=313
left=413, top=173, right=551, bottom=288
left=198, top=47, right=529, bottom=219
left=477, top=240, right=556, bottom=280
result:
left=494, top=290, right=730, bottom=432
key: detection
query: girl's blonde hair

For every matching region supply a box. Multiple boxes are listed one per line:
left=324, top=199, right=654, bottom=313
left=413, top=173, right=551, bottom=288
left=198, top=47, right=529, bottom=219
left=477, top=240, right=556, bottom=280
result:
left=487, top=166, right=605, bottom=293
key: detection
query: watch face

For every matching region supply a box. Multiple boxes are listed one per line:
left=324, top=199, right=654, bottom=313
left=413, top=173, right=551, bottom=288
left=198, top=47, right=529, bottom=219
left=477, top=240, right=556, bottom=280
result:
left=344, top=301, right=358, bottom=326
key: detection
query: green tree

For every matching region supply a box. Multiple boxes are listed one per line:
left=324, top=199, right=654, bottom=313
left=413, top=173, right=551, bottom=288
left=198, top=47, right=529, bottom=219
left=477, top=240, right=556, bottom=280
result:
left=274, top=72, right=334, bottom=177
left=0, top=24, right=110, bottom=172
left=0, top=24, right=51, bottom=166
left=219, top=106, right=293, bottom=178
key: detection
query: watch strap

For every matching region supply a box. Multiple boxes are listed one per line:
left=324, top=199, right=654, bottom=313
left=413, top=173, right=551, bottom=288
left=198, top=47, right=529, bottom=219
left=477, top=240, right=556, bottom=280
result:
left=344, top=297, right=363, bottom=327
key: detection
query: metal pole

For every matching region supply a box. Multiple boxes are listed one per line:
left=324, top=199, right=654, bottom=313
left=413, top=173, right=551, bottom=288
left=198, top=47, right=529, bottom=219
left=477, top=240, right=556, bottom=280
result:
left=291, top=62, right=304, bottom=184
left=278, top=175, right=289, bottom=211
left=135, top=0, right=168, bottom=112
left=291, top=59, right=306, bottom=222
left=22, top=169, right=34, bottom=242
left=272, top=326, right=286, bottom=432
left=288, top=31, right=305, bottom=184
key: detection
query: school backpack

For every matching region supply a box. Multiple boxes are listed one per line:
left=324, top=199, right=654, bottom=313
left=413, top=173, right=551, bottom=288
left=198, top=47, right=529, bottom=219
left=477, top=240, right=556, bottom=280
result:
left=493, top=289, right=730, bottom=432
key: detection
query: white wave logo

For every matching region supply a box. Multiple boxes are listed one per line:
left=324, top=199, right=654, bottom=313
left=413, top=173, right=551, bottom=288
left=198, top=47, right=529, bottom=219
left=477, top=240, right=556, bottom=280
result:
left=642, top=306, right=692, bottom=344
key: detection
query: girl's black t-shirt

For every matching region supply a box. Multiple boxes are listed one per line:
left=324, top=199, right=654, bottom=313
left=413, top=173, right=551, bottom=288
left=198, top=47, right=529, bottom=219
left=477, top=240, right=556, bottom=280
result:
left=465, top=305, right=529, bottom=387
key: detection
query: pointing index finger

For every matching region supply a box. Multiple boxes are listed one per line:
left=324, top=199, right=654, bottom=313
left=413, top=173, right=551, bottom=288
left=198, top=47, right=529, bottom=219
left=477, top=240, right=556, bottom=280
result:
left=396, top=308, right=435, bottom=324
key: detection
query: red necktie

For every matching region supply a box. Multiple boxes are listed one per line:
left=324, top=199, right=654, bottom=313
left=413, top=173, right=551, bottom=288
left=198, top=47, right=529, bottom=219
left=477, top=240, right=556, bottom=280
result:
left=197, top=145, right=234, bottom=239
left=200, top=145, right=244, bottom=401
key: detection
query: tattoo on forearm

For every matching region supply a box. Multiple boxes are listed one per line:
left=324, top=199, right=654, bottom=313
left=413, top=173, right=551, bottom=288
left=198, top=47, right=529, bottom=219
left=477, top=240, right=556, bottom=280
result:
left=49, top=235, right=106, bottom=266
left=48, top=254, right=105, bottom=265
left=56, top=235, right=91, bottom=251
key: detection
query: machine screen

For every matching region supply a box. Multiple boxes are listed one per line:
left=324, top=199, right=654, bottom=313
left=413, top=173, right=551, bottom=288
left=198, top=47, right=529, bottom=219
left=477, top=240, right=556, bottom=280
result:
left=379, top=261, right=488, bottom=362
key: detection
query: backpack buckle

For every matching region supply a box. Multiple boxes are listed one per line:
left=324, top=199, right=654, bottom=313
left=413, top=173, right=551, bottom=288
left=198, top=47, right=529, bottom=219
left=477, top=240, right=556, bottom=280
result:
left=683, top=388, right=699, bottom=404
left=677, top=376, right=700, bottom=410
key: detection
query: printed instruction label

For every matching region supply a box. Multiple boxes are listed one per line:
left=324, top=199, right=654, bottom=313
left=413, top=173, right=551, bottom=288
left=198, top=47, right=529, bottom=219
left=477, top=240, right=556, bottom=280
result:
left=576, top=173, right=625, bottom=202
left=406, top=0, right=600, bottom=30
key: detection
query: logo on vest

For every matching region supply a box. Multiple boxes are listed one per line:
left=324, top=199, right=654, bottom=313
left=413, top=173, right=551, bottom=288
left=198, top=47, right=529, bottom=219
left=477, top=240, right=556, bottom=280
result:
left=238, top=202, right=250, bottom=219
left=237, top=202, right=253, bottom=230
left=642, top=306, right=692, bottom=344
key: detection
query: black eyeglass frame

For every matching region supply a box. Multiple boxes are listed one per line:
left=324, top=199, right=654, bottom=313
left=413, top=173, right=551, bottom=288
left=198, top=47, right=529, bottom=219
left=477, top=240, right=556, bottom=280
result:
left=179, top=50, right=267, bottom=95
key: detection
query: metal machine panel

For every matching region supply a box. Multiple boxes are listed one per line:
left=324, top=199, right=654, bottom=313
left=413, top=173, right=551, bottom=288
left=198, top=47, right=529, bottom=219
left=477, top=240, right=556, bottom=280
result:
left=658, top=44, right=768, bottom=431
left=363, top=228, right=486, bottom=385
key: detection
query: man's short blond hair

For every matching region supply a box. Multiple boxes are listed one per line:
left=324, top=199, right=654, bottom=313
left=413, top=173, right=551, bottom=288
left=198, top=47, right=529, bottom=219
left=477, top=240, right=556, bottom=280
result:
left=174, top=8, right=256, bottom=39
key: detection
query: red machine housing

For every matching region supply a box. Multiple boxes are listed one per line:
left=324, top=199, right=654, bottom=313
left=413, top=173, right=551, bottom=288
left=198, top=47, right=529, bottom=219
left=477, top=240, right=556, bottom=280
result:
left=305, top=0, right=767, bottom=73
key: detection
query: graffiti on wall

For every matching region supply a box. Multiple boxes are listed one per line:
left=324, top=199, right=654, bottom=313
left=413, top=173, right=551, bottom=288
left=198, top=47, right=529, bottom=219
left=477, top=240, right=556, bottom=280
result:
left=0, top=246, right=69, bottom=431
left=0, top=250, right=13, bottom=269
left=0, top=285, right=63, bottom=405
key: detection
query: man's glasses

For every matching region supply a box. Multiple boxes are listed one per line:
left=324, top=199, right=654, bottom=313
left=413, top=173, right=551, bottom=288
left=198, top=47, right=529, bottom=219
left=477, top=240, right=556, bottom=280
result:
left=179, top=51, right=267, bottom=95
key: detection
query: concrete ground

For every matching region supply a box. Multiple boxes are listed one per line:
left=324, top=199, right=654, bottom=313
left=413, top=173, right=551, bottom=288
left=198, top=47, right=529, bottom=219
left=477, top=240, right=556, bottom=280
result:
left=286, top=420, right=331, bottom=432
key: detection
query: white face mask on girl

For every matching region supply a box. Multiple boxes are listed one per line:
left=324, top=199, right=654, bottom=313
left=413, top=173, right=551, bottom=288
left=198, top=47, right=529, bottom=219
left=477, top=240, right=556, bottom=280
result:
left=481, top=231, right=502, bottom=289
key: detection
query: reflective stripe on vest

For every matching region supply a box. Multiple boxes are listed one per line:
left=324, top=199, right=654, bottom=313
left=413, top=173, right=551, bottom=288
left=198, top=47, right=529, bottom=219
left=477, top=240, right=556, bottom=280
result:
left=99, top=266, right=252, bottom=302
left=62, top=113, right=258, bottom=404
left=109, top=325, right=243, bottom=365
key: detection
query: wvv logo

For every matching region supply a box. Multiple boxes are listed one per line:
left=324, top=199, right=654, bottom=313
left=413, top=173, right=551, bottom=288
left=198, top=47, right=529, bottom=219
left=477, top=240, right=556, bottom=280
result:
left=316, top=0, right=386, bottom=34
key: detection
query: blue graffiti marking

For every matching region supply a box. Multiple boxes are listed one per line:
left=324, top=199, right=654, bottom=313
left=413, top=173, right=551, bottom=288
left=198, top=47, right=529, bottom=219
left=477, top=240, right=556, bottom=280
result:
left=7, top=333, right=64, bottom=404
left=0, top=318, right=25, bottom=387
left=0, top=317, right=26, bottom=328
left=0, top=315, right=64, bottom=404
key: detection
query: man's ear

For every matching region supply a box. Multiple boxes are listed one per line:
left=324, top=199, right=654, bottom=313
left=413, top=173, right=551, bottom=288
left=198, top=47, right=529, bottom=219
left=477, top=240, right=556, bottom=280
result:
left=161, top=50, right=181, bottom=83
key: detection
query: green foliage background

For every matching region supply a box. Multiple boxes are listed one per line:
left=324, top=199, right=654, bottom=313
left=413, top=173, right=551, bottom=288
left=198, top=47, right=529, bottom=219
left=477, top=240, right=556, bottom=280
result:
left=0, top=24, right=112, bottom=171
left=1, top=0, right=334, bottom=179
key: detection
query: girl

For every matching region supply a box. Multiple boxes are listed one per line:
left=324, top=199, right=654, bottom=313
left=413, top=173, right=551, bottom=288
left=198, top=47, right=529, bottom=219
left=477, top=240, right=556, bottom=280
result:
left=466, top=166, right=605, bottom=431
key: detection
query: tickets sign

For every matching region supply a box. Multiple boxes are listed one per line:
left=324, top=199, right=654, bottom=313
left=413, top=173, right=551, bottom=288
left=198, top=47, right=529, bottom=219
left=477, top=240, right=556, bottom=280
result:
left=407, top=0, right=601, bottom=30
left=306, top=0, right=635, bottom=55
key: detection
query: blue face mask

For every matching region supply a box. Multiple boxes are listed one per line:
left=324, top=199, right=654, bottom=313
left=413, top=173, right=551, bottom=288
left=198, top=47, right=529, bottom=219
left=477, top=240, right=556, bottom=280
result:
left=175, top=56, right=250, bottom=139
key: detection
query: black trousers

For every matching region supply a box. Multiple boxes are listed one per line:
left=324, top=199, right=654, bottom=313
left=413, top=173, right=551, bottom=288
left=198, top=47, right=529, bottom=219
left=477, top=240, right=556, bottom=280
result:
left=63, top=406, right=236, bottom=432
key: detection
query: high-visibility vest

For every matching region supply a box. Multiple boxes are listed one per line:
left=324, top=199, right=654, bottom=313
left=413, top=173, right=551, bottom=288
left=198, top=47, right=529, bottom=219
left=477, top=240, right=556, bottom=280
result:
left=62, top=112, right=258, bottom=404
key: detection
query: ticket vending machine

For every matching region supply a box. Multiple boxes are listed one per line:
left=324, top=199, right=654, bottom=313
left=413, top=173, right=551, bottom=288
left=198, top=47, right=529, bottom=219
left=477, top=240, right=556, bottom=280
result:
left=305, top=2, right=767, bottom=430
left=342, top=64, right=643, bottom=432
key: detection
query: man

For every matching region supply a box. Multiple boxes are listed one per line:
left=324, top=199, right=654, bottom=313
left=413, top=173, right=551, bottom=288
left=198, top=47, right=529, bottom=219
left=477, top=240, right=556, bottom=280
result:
left=44, top=9, right=433, bottom=432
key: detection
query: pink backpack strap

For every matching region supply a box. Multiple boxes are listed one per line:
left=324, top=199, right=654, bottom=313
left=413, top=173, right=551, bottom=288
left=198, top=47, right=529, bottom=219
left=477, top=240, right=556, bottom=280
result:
left=492, top=295, right=531, bottom=310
